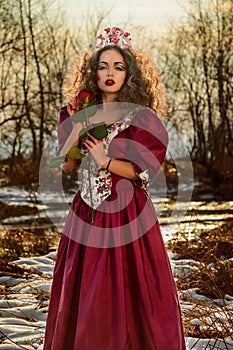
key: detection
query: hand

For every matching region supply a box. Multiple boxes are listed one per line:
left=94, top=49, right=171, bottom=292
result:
left=83, top=132, right=109, bottom=168
left=67, top=96, right=79, bottom=116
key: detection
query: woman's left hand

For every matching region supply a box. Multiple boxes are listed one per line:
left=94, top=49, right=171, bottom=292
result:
left=84, top=132, right=109, bottom=168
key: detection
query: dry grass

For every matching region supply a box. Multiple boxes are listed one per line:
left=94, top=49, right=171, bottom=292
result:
left=0, top=158, right=40, bottom=190
left=0, top=191, right=232, bottom=348
left=0, top=227, right=59, bottom=270
left=168, top=217, right=233, bottom=346
left=168, top=218, right=233, bottom=263
left=0, top=200, right=40, bottom=221
left=168, top=218, right=233, bottom=299
left=181, top=297, right=233, bottom=339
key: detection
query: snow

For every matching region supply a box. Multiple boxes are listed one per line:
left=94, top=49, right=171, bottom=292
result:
left=0, top=253, right=54, bottom=349
left=0, top=252, right=232, bottom=349
left=1, top=187, right=233, bottom=349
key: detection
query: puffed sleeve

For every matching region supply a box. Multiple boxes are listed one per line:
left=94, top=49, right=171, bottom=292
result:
left=57, top=106, right=72, bottom=152
left=57, top=106, right=81, bottom=169
left=109, top=108, right=168, bottom=188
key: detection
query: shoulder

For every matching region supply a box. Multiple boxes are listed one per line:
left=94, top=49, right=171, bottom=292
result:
left=129, top=107, right=168, bottom=146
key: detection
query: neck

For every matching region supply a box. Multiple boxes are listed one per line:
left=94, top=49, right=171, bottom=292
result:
left=102, top=92, right=118, bottom=104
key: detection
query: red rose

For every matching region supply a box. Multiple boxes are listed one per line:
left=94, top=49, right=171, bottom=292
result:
left=78, top=90, right=93, bottom=104
left=104, top=27, right=111, bottom=33
left=124, top=32, right=130, bottom=37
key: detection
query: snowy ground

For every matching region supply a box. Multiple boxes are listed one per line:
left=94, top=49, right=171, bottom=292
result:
left=1, top=249, right=233, bottom=349
left=0, top=253, right=54, bottom=349
left=1, top=186, right=233, bottom=349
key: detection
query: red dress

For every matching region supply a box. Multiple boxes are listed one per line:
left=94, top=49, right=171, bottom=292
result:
left=43, top=107, right=186, bottom=350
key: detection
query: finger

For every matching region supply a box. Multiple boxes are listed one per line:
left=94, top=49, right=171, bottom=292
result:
left=84, top=139, right=95, bottom=148
left=86, top=132, right=99, bottom=144
left=83, top=141, right=91, bottom=151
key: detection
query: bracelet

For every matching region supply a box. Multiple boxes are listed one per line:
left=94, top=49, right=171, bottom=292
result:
left=106, top=158, right=112, bottom=171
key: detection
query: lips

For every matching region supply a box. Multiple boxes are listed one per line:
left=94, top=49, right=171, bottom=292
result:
left=105, top=79, right=115, bottom=86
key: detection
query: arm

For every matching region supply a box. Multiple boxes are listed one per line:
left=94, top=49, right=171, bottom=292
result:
left=101, top=158, right=138, bottom=180
left=58, top=101, right=83, bottom=173
left=84, top=133, right=139, bottom=180
left=83, top=110, right=168, bottom=181
left=60, top=123, right=82, bottom=173
left=59, top=122, right=81, bottom=157
left=106, top=109, right=168, bottom=184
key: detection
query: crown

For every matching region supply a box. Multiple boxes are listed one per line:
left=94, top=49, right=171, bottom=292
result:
left=96, top=27, right=132, bottom=50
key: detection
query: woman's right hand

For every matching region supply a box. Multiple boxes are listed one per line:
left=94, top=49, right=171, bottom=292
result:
left=67, top=95, right=79, bottom=116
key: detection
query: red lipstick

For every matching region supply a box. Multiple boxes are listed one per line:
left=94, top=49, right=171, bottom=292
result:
left=105, top=79, right=115, bottom=86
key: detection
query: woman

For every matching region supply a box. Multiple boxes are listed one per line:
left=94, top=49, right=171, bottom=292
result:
left=43, top=28, right=186, bottom=350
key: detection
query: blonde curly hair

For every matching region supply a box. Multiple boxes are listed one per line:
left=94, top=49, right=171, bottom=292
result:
left=62, top=45, right=168, bottom=116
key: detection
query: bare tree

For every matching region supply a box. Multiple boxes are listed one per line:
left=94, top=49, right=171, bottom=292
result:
left=1, top=0, right=131, bottom=188
left=68, top=2, right=113, bottom=56
left=157, top=0, right=233, bottom=185
left=0, top=0, right=72, bottom=166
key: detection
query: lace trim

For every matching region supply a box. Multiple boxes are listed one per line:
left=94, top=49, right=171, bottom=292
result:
left=131, top=164, right=150, bottom=192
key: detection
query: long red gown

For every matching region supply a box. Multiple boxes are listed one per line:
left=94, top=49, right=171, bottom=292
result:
left=43, top=106, right=186, bottom=350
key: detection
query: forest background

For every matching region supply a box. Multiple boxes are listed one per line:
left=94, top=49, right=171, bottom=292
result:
left=0, top=1, right=233, bottom=347
left=0, top=0, right=232, bottom=198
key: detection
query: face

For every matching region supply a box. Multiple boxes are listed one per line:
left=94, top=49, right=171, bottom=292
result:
left=97, top=49, right=127, bottom=102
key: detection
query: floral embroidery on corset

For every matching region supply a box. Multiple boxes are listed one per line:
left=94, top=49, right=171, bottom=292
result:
left=80, top=108, right=143, bottom=209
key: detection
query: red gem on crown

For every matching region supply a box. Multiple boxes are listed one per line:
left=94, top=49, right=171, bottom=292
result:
left=96, top=27, right=132, bottom=50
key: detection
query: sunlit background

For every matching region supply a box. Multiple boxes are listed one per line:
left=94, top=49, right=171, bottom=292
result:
left=55, top=0, right=189, bottom=30
left=0, top=0, right=233, bottom=348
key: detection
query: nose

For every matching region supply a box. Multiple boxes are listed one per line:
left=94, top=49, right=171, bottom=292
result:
left=107, top=68, right=113, bottom=76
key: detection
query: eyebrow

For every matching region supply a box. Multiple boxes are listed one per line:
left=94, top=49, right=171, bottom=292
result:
left=98, top=61, right=125, bottom=65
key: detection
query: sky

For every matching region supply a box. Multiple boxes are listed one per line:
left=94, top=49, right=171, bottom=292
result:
left=55, top=0, right=189, bottom=33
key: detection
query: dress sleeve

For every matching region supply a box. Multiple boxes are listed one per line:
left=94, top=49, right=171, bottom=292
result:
left=57, top=106, right=81, bottom=169
left=57, top=106, right=72, bottom=152
left=109, top=109, right=168, bottom=188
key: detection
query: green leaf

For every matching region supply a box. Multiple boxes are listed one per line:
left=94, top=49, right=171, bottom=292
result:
left=79, top=127, right=88, bottom=140
left=84, top=96, right=89, bottom=105
left=49, top=156, right=66, bottom=168
left=90, top=123, right=108, bottom=139
left=85, top=105, right=97, bottom=118
left=70, top=109, right=86, bottom=122
left=67, top=146, right=81, bottom=159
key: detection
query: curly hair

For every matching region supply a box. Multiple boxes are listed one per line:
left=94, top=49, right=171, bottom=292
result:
left=62, top=45, right=168, bottom=116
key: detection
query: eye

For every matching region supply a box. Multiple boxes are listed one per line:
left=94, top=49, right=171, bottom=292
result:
left=97, top=65, right=107, bottom=70
left=115, top=66, right=126, bottom=71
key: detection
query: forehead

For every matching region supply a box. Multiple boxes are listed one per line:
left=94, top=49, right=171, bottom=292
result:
left=99, top=49, right=125, bottom=63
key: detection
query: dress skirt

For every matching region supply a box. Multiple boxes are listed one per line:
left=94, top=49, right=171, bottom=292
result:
left=43, top=184, right=186, bottom=350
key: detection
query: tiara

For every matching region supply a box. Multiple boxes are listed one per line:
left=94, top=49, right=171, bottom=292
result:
left=96, top=27, right=132, bottom=50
